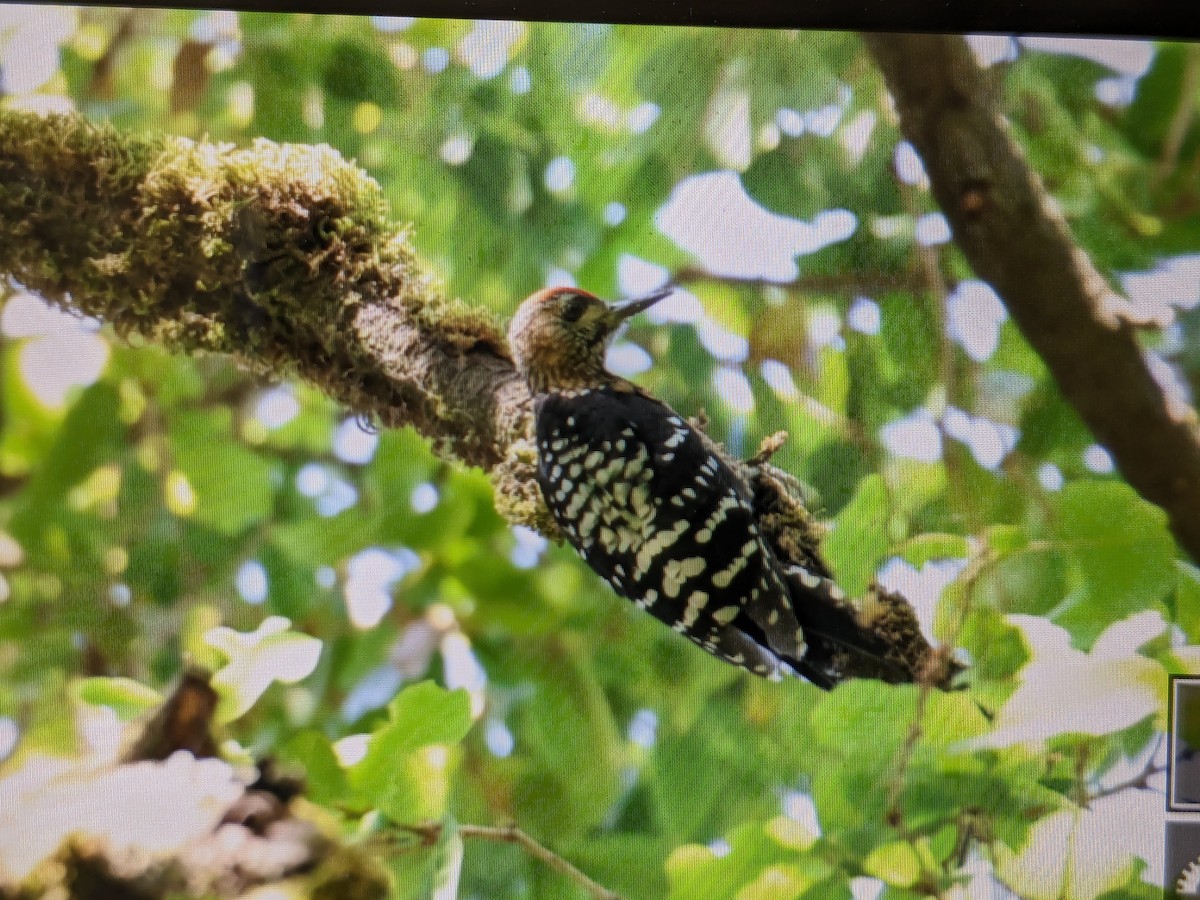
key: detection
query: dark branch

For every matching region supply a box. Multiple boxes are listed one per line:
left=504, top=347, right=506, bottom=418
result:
left=865, top=33, right=1200, bottom=563
left=1085, top=734, right=1166, bottom=806
left=673, top=265, right=926, bottom=296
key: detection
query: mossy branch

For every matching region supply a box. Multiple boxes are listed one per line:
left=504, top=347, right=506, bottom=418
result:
left=0, top=109, right=939, bottom=683
left=0, top=109, right=546, bottom=528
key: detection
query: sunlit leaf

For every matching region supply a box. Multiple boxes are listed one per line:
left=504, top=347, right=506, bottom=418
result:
left=348, top=681, right=472, bottom=823
left=206, top=616, right=323, bottom=721
left=962, top=612, right=1166, bottom=749
left=823, top=474, right=891, bottom=599
left=993, top=806, right=1142, bottom=900
left=73, top=677, right=162, bottom=720
left=1048, top=482, right=1174, bottom=644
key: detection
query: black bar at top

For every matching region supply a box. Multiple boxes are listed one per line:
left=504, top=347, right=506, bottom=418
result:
left=7, top=0, right=1199, bottom=41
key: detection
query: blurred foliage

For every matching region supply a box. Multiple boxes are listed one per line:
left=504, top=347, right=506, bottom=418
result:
left=1, top=10, right=1199, bottom=899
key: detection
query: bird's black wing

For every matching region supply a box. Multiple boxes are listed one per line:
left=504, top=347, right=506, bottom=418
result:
left=533, top=387, right=812, bottom=679
left=534, top=386, right=910, bottom=686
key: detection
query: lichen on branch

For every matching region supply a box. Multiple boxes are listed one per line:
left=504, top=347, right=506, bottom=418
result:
left=0, top=109, right=527, bottom=482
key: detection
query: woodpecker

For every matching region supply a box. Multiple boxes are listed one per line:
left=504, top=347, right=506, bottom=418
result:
left=507, top=286, right=911, bottom=688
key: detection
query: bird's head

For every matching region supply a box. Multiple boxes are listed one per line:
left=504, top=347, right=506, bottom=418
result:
left=507, top=286, right=672, bottom=393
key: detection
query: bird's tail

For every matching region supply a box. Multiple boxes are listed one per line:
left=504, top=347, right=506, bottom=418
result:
left=780, top=564, right=918, bottom=688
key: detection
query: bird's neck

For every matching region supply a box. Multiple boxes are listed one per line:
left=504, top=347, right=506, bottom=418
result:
left=530, top=374, right=645, bottom=401
left=525, top=361, right=618, bottom=396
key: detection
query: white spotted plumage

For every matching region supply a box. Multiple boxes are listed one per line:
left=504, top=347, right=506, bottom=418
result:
left=530, top=385, right=829, bottom=680
left=508, top=285, right=911, bottom=688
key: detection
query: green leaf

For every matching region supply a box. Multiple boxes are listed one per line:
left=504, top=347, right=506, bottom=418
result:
left=664, top=826, right=777, bottom=900
left=170, top=411, right=276, bottom=535
left=877, top=295, right=940, bottom=407
left=511, top=656, right=623, bottom=837
left=272, top=510, right=373, bottom=565
left=1175, top=561, right=1200, bottom=642
left=323, top=37, right=400, bottom=102
left=1124, top=43, right=1194, bottom=157
left=280, top=730, right=349, bottom=805
left=73, top=677, right=162, bottom=720
left=741, top=146, right=831, bottom=220
left=901, top=752, right=1065, bottom=833
left=665, top=819, right=833, bottom=900
left=1048, top=482, right=1174, bottom=645
left=811, top=681, right=915, bottom=762
left=993, top=807, right=1142, bottom=900
left=243, top=44, right=311, bottom=141
left=863, top=841, right=921, bottom=888
left=966, top=615, right=1165, bottom=748
left=823, top=474, right=891, bottom=599
left=355, top=682, right=472, bottom=768
left=349, top=681, right=473, bottom=822
left=559, top=833, right=673, bottom=899
left=985, top=524, right=1029, bottom=556
left=8, top=383, right=124, bottom=542
left=651, top=718, right=758, bottom=842
left=898, top=533, right=971, bottom=567
left=919, top=691, right=990, bottom=746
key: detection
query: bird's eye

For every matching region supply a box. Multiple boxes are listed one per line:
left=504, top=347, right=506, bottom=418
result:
left=560, top=294, right=588, bottom=324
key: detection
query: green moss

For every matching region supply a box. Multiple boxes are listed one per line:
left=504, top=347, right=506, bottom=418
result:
left=1, top=109, right=539, bottom=521
left=490, top=437, right=560, bottom=536
left=0, top=111, right=436, bottom=387
left=415, top=295, right=508, bottom=356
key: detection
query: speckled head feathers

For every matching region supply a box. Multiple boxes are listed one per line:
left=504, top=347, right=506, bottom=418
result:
left=507, top=286, right=672, bottom=393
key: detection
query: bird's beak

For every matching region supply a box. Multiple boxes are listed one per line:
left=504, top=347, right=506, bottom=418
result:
left=608, top=287, right=673, bottom=324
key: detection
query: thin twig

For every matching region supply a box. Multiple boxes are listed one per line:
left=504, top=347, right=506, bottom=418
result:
left=882, top=685, right=952, bottom=900
left=881, top=546, right=1001, bottom=897
left=885, top=681, right=934, bottom=827
left=673, top=265, right=925, bottom=297
left=885, top=546, right=997, bottom=825
left=944, top=548, right=999, bottom=651
left=1086, top=734, right=1167, bottom=805
left=1072, top=741, right=1093, bottom=807
left=1156, top=45, right=1200, bottom=185
left=397, top=821, right=623, bottom=900
left=1088, top=763, right=1168, bottom=804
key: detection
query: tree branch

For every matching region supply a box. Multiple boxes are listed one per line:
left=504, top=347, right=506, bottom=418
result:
left=397, top=821, right=623, bottom=900
left=0, top=109, right=938, bottom=682
left=673, top=264, right=926, bottom=297
left=864, top=34, right=1200, bottom=564
left=1085, top=734, right=1166, bottom=806
left=0, top=109, right=547, bottom=530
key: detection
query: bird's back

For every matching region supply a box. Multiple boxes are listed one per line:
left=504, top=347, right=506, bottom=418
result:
left=532, top=385, right=906, bottom=687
